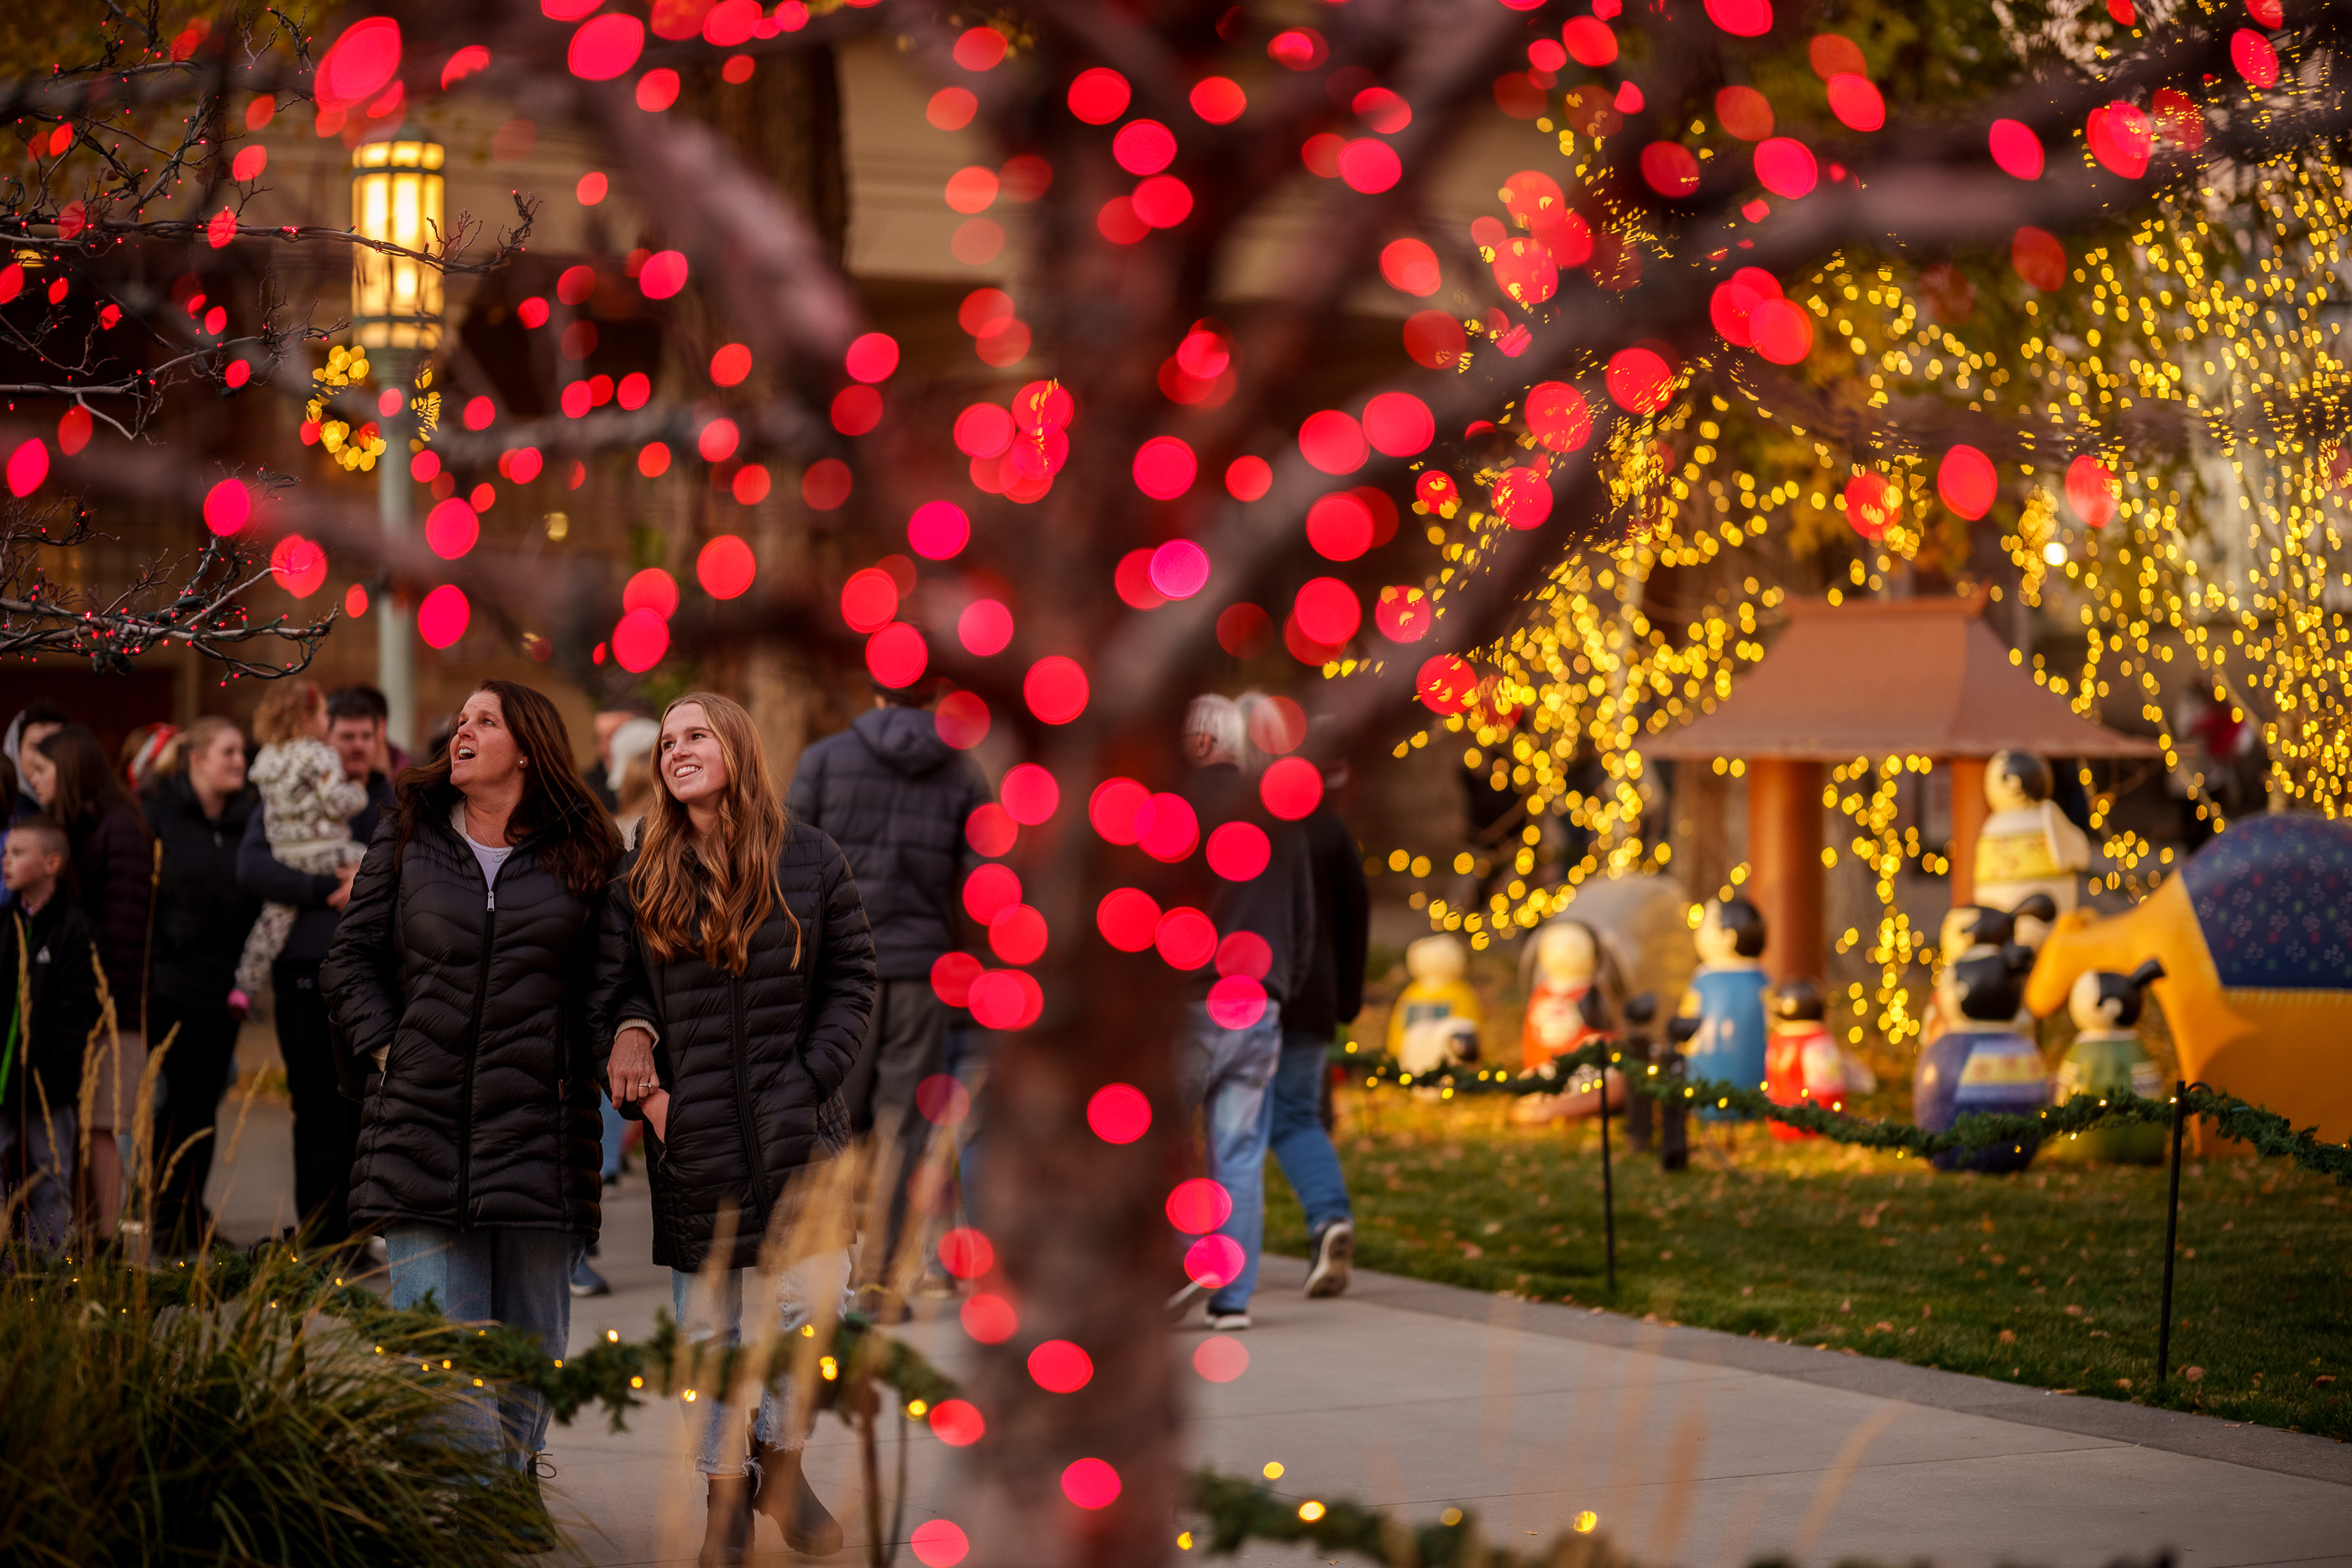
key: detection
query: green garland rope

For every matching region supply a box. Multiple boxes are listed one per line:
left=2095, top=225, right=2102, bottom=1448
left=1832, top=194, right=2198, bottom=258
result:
left=1348, top=1041, right=2352, bottom=1183
left=1183, top=1469, right=2168, bottom=1568
left=1188, top=1469, right=1609, bottom=1568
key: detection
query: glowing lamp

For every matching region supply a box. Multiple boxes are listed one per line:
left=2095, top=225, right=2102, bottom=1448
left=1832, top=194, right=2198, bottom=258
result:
left=349, top=141, right=446, bottom=349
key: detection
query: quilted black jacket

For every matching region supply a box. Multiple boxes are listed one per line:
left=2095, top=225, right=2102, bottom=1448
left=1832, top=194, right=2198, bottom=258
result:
left=784, top=706, right=988, bottom=980
left=322, top=808, right=608, bottom=1240
left=588, top=825, right=876, bottom=1271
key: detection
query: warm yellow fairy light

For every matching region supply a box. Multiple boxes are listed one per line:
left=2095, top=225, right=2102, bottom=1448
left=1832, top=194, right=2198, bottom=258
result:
left=1372, top=44, right=2352, bottom=1066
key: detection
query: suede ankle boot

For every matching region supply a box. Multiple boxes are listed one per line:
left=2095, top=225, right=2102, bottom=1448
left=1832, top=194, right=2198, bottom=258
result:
left=698, top=1473, right=753, bottom=1568
left=752, top=1440, right=843, bottom=1556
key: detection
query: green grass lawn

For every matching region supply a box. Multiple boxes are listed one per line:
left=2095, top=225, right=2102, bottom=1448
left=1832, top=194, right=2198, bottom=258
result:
left=1263, top=1089, right=2352, bottom=1440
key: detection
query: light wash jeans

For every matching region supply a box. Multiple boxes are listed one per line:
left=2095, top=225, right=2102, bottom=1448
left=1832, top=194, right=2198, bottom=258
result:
left=942, top=1025, right=988, bottom=1229
left=670, top=1248, right=853, bottom=1476
left=0, top=1104, right=75, bottom=1252
left=1273, top=1030, right=1352, bottom=1234
left=385, top=1224, right=581, bottom=1469
left=1179, top=998, right=1284, bottom=1315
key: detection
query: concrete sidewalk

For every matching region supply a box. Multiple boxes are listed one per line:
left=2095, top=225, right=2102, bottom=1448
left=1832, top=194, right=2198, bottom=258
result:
left=207, top=1102, right=2352, bottom=1566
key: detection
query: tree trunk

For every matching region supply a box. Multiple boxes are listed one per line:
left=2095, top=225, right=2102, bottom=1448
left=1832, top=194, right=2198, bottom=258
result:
left=667, top=45, right=848, bottom=766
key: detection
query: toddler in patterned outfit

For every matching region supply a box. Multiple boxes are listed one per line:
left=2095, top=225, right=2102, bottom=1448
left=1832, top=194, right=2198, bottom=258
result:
left=232, top=681, right=369, bottom=1011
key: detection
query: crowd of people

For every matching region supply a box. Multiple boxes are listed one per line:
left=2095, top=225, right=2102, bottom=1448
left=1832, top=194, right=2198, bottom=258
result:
left=0, top=673, right=1372, bottom=1566
left=0, top=686, right=402, bottom=1256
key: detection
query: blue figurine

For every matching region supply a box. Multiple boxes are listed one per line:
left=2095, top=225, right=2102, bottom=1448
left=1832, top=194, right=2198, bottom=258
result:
left=1680, top=896, right=1770, bottom=1116
left=1915, top=936, right=2048, bottom=1173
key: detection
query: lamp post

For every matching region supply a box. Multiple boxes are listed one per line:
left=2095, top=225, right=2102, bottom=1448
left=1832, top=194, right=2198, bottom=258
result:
left=349, top=139, right=445, bottom=750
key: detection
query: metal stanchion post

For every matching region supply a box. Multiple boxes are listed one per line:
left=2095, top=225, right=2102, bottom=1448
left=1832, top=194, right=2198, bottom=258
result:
left=1623, top=994, right=1656, bottom=1155
left=2156, top=1080, right=2190, bottom=1384
left=1598, top=1050, right=1616, bottom=1296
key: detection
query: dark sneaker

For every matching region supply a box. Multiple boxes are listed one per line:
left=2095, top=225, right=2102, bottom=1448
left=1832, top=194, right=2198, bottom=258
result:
left=1206, top=1311, right=1252, bottom=1331
left=1305, top=1218, right=1355, bottom=1298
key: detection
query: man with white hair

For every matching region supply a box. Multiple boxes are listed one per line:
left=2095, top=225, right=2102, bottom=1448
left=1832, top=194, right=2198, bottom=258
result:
left=1168, top=695, right=1315, bottom=1331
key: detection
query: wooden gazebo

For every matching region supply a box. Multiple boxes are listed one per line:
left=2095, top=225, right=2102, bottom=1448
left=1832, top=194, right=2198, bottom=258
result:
left=1645, top=596, right=2161, bottom=981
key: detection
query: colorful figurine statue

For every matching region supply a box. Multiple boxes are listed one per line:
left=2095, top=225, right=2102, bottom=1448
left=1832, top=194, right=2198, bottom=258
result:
left=1923, top=894, right=2056, bottom=1046
left=1680, top=897, right=1770, bottom=1115
left=1509, top=876, right=1697, bottom=1127
left=1915, top=941, right=2048, bottom=1172
left=1974, top=752, right=2092, bottom=947
left=1520, top=920, right=1606, bottom=1071
left=2051, top=960, right=2169, bottom=1164
left=2028, top=814, right=2352, bottom=1147
left=1530, top=873, right=1698, bottom=1025
left=1388, top=934, right=1484, bottom=1074
left=1763, top=978, right=1877, bottom=1141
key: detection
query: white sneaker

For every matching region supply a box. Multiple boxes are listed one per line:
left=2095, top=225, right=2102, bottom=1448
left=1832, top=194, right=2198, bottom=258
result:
left=1305, top=1218, right=1354, bottom=1298
left=1206, top=1311, right=1252, bottom=1331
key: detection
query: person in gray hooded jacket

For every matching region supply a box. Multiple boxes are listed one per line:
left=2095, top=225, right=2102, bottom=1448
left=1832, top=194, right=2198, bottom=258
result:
left=785, top=680, right=990, bottom=1296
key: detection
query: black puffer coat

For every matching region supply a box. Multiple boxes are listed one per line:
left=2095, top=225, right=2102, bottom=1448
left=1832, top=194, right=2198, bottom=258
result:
left=784, top=707, right=987, bottom=980
left=588, top=825, right=876, bottom=1271
left=143, top=774, right=262, bottom=1010
left=322, top=806, right=608, bottom=1240
left=66, top=803, right=155, bottom=1032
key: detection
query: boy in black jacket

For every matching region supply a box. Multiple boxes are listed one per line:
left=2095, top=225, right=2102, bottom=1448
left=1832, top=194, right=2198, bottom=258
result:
left=0, top=815, right=102, bottom=1251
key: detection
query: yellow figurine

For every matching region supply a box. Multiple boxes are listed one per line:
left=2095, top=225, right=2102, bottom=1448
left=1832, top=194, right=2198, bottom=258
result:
left=1975, top=751, right=2092, bottom=947
left=1386, top=934, right=1483, bottom=1073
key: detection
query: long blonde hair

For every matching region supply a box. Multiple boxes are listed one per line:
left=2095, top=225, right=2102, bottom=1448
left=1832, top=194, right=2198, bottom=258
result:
left=628, top=691, right=795, bottom=973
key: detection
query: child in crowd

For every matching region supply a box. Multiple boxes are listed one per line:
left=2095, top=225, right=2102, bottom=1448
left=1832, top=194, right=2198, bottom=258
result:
left=233, top=683, right=370, bottom=1012
left=0, top=816, right=102, bottom=1251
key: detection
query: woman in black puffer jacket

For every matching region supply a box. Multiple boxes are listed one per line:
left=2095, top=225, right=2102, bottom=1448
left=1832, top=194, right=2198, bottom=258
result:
left=590, top=691, right=874, bottom=1568
left=140, top=716, right=263, bottom=1251
left=323, top=680, right=620, bottom=1496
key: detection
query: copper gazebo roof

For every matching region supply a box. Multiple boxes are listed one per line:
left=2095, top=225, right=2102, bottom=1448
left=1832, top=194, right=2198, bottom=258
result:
left=1643, top=595, right=2161, bottom=762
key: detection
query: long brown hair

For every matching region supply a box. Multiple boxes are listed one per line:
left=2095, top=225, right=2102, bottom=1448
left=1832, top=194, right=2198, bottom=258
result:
left=628, top=691, right=794, bottom=974
left=37, top=724, right=148, bottom=841
left=392, top=680, right=621, bottom=899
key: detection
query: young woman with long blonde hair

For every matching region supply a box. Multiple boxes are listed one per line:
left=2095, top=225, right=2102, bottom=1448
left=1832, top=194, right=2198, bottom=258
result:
left=590, top=692, right=875, bottom=1567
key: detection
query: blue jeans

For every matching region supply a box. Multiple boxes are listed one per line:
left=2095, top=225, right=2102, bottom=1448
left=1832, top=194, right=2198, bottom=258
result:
left=1179, top=999, right=1283, bottom=1314
left=670, top=1249, right=851, bottom=1476
left=1273, top=1031, right=1352, bottom=1234
left=0, top=1105, right=75, bottom=1252
left=942, top=1026, right=988, bottom=1228
left=598, top=1092, right=627, bottom=1182
left=385, top=1225, right=580, bottom=1468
